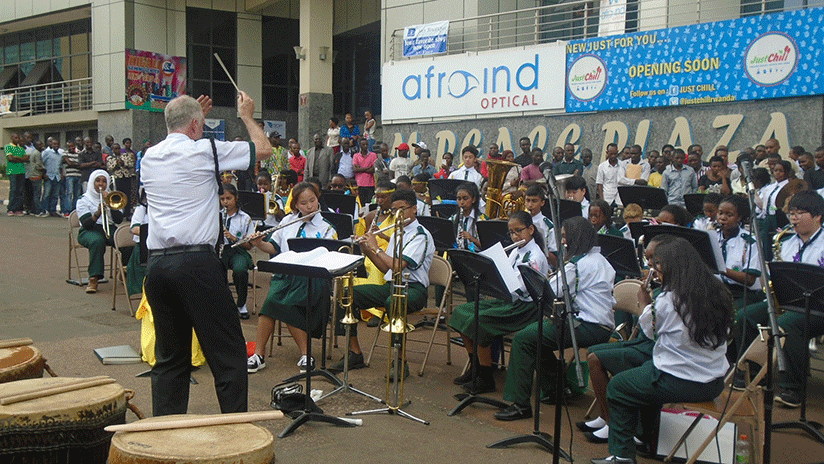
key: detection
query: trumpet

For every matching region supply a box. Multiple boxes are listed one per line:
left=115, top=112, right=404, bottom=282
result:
left=231, top=210, right=320, bottom=248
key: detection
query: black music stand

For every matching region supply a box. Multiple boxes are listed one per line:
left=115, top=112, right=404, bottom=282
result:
left=429, top=179, right=464, bottom=202
left=596, top=234, right=643, bottom=278
left=323, top=193, right=357, bottom=217
left=446, top=249, right=510, bottom=416
left=430, top=203, right=456, bottom=219
left=628, top=221, right=647, bottom=243
left=618, top=186, right=668, bottom=211
left=488, top=266, right=570, bottom=459
left=418, top=216, right=457, bottom=251
left=238, top=191, right=266, bottom=221
left=320, top=211, right=354, bottom=240
left=477, top=220, right=512, bottom=251
left=683, top=193, right=706, bottom=218
left=643, top=224, right=724, bottom=273
left=256, top=253, right=362, bottom=438
left=768, top=261, right=824, bottom=445
left=542, top=199, right=583, bottom=224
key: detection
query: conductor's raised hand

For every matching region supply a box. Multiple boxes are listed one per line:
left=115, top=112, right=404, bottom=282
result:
left=196, top=95, right=213, bottom=117
left=237, top=91, right=255, bottom=120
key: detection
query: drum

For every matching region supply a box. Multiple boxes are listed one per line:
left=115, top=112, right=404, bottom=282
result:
left=0, top=377, right=127, bottom=464
left=108, top=415, right=275, bottom=464
left=0, top=345, right=44, bottom=383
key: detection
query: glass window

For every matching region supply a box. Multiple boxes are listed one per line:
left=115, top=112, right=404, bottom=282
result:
left=186, top=7, right=237, bottom=107
left=261, top=15, right=300, bottom=112
left=0, top=19, right=90, bottom=87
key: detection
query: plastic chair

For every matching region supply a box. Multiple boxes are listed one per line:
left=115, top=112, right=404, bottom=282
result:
left=663, top=329, right=779, bottom=464
left=111, top=224, right=138, bottom=316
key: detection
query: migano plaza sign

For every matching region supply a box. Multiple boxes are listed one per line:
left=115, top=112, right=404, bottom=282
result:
left=382, top=44, right=565, bottom=122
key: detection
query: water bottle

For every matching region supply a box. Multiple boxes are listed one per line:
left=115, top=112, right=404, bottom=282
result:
left=735, top=434, right=752, bottom=464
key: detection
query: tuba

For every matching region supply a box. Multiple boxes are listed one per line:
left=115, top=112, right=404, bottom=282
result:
left=484, top=159, right=518, bottom=219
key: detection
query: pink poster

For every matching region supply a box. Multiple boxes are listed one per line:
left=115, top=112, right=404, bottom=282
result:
left=125, top=49, right=187, bottom=112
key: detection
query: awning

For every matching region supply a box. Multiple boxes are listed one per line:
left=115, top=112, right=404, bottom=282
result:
left=19, top=61, right=63, bottom=86
left=0, top=67, right=24, bottom=89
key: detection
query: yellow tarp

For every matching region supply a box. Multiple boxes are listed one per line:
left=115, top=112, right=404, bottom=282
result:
left=135, top=292, right=206, bottom=367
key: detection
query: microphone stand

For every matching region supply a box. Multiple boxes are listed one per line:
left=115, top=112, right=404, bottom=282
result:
left=547, top=170, right=582, bottom=463
left=739, top=156, right=786, bottom=464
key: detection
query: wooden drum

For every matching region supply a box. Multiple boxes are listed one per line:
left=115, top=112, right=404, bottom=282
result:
left=0, top=345, right=44, bottom=383
left=0, top=377, right=127, bottom=464
left=108, top=415, right=275, bottom=464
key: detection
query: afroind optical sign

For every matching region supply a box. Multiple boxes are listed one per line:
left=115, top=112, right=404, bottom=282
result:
left=565, top=7, right=824, bottom=112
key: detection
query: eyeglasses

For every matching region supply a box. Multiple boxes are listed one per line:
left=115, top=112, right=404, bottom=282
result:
left=508, top=227, right=527, bottom=236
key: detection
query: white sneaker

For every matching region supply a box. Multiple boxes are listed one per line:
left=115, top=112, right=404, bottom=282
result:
left=297, top=355, right=314, bottom=373
left=247, top=354, right=265, bottom=373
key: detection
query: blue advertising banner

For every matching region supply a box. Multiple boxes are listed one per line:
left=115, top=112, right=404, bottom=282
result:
left=403, top=21, right=449, bottom=57
left=565, top=8, right=824, bottom=112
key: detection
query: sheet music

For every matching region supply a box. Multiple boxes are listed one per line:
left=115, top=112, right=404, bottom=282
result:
left=704, top=229, right=727, bottom=272
left=269, top=248, right=363, bottom=274
left=479, top=242, right=521, bottom=296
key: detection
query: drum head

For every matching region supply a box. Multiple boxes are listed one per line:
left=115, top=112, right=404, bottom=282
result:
left=0, top=346, right=44, bottom=383
left=109, top=415, right=274, bottom=464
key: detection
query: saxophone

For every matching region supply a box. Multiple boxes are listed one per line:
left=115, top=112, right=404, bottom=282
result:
left=772, top=224, right=794, bottom=261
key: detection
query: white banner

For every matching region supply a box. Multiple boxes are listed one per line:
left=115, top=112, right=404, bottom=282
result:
left=403, top=20, right=449, bottom=57
left=382, top=43, right=566, bottom=122
left=598, top=0, right=627, bottom=37
left=0, top=94, right=13, bottom=114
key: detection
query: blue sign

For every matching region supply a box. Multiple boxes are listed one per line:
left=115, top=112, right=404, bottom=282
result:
left=565, top=8, right=824, bottom=112
left=403, top=21, right=449, bottom=58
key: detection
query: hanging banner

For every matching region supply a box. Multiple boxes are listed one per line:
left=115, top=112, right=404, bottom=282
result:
left=125, top=49, right=187, bottom=112
left=598, top=0, right=627, bottom=37
left=263, top=120, right=286, bottom=139
left=203, top=119, right=225, bottom=141
left=403, top=20, right=449, bottom=57
left=565, top=7, right=824, bottom=112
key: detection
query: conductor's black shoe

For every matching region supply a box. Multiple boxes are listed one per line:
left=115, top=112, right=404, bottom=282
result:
left=461, top=375, right=495, bottom=394
left=775, top=389, right=801, bottom=408
left=591, top=456, right=636, bottom=464
left=329, top=351, right=366, bottom=374
left=453, top=368, right=473, bottom=385
left=494, top=403, right=532, bottom=421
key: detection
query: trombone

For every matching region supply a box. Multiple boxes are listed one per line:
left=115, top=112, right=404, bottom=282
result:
left=99, top=184, right=127, bottom=239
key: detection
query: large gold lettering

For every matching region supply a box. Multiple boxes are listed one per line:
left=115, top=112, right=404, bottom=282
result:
left=759, top=112, right=790, bottom=158
left=435, top=130, right=458, bottom=163
left=390, top=133, right=406, bottom=158
left=555, top=124, right=581, bottom=153
left=667, top=116, right=693, bottom=151
left=602, top=121, right=629, bottom=156
left=496, top=127, right=514, bottom=153
left=712, top=114, right=744, bottom=160
left=529, top=125, right=548, bottom=152
left=634, top=120, right=650, bottom=152
left=462, top=129, right=484, bottom=152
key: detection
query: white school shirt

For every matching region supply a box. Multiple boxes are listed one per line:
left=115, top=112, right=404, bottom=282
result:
left=268, top=211, right=337, bottom=253
left=76, top=191, right=117, bottom=227
left=639, top=291, right=729, bottom=383
left=758, top=179, right=787, bottom=219
left=510, top=239, right=549, bottom=302
left=619, top=224, right=632, bottom=241
left=449, top=165, right=484, bottom=189
left=452, top=209, right=482, bottom=251
left=531, top=211, right=558, bottom=255
left=141, top=133, right=254, bottom=249
left=692, top=216, right=715, bottom=231
left=779, top=225, right=824, bottom=265
left=717, top=227, right=761, bottom=290
left=596, top=160, right=622, bottom=205
left=417, top=198, right=430, bottom=217
left=131, top=204, right=147, bottom=242
left=579, top=198, right=590, bottom=217
left=382, top=219, right=435, bottom=287
left=549, top=249, right=616, bottom=328
left=223, top=209, right=254, bottom=245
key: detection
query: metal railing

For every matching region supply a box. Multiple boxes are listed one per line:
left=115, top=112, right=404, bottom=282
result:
left=388, top=1, right=801, bottom=61
left=0, top=77, right=93, bottom=116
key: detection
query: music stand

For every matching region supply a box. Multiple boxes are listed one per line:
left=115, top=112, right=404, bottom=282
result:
left=643, top=224, right=724, bottom=273
left=418, top=216, right=456, bottom=251
left=323, top=193, right=357, bottom=217
left=628, top=221, right=647, bottom=243
left=430, top=203, right=456, bottom=219
left=618, top=186, right=668, bottom=211
left=768, top=261, right=824, bottom=445
left=488, top=266, right=570, bottom=460
left=542, top=199, right=583, bottom=225
left=238, top=191, right=266, bottom=221
left=477, top=220, right=513, bottom=251
left=429, top=179, right=464, bottom=202
left=320, top=211, right=354, bottom=240
left=683, top=193, right=705, bottom=218
left=596, top=234, right=643, bottom=278
left=256, top=253, right=362, bottom=438
left=446, top=249, right=510, bottom=416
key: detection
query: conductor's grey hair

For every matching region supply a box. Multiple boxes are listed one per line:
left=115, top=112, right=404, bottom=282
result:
left=164, top=95, right=203, bottom=133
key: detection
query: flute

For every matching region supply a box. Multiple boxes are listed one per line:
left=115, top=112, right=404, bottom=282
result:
left=232, top=210, right=320, bottom=248
left=504, top=239, right=526, bottom=252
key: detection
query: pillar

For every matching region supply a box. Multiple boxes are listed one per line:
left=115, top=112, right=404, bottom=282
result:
left=297, top=0, right=334, bottom=150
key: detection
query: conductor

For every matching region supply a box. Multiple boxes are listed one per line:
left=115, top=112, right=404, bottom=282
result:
left=141, top=91, right=271, bottom=415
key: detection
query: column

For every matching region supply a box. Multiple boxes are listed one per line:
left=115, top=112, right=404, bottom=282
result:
left=298, top=0, right=334, bottom=150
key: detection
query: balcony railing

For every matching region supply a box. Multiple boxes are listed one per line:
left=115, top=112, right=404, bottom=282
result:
left=388, top=1, right=801, bottom=61
left=0, top=77, right=93, bottom=117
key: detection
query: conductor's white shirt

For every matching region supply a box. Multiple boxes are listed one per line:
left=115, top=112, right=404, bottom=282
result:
left=141, top=133, right=254, bottom=249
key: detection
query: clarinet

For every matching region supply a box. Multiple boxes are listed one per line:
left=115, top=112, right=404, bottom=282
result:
left=217, top=207, right=227, bottom=258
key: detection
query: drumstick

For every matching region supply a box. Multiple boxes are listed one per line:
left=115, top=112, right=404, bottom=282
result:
left=0, top=338, right=33, bottom=349
left=104, top=410, right=285, bottom=433
left=213, top=53, right=240, bottom=93
left=0, top=376, right=114, bottom=405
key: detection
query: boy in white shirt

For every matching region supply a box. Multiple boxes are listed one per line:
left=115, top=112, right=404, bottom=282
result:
left=449, top=145, right=484, bottom=189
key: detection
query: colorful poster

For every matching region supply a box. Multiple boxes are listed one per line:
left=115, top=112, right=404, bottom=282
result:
left=565, top=8, right=824, bottom=112
left=125, top=49, right=187, bottom=112
left=263, top=120, right=286, bottom=139
left=203, top=119, right=225, bottom=141
left=403, top=21, right=449, bottom=57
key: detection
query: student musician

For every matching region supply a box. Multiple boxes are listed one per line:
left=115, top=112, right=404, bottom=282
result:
left=523, top=185, right=559, bottom=268
left=256, top=172, right=281, bottom=227
left=332, top=189, right=435, bottom=378
left=565, top=175, right=590, bottom=217
left=715, top=194, right=761, bottom=310
left=449, top=145, right=484, bottom=189
left=126, top=189, right=148, bottom=296
left=619, top=203, right=643, bottom=241
left=452, top=181, right=486, bottom=252
left=590, top=199, right=623, bottom=237
left=355, top=180, right=396, bottom=292
left=411, top=173, right=432, bottom=215
left=219, top=184, right=255, bottom=319
left=76, top=169, right=123, bottom=293
left=591, top=237, right=732, bottom=464
left=247, top=182, right=338, bottom=374
left=495, top=216, right=615, bottom=421
left=692, top=192, right=721, bottom=230
left=448, top=211, right=549, bottom=393
left=278, top=169, right=299, bottom=214
left=396, top=175, right=430, bottom=217
left=655, top=204, right=691, bottom=227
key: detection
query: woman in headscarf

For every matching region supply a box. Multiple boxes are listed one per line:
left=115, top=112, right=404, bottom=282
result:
left=76, top=169, right=123, bottom=293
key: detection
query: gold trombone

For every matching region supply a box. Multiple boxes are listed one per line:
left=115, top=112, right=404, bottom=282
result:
left=99, top=187, right=127, bottom=239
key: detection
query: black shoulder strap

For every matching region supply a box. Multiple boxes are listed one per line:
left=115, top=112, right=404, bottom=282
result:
left=211, top=138, right=224, bottom=255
